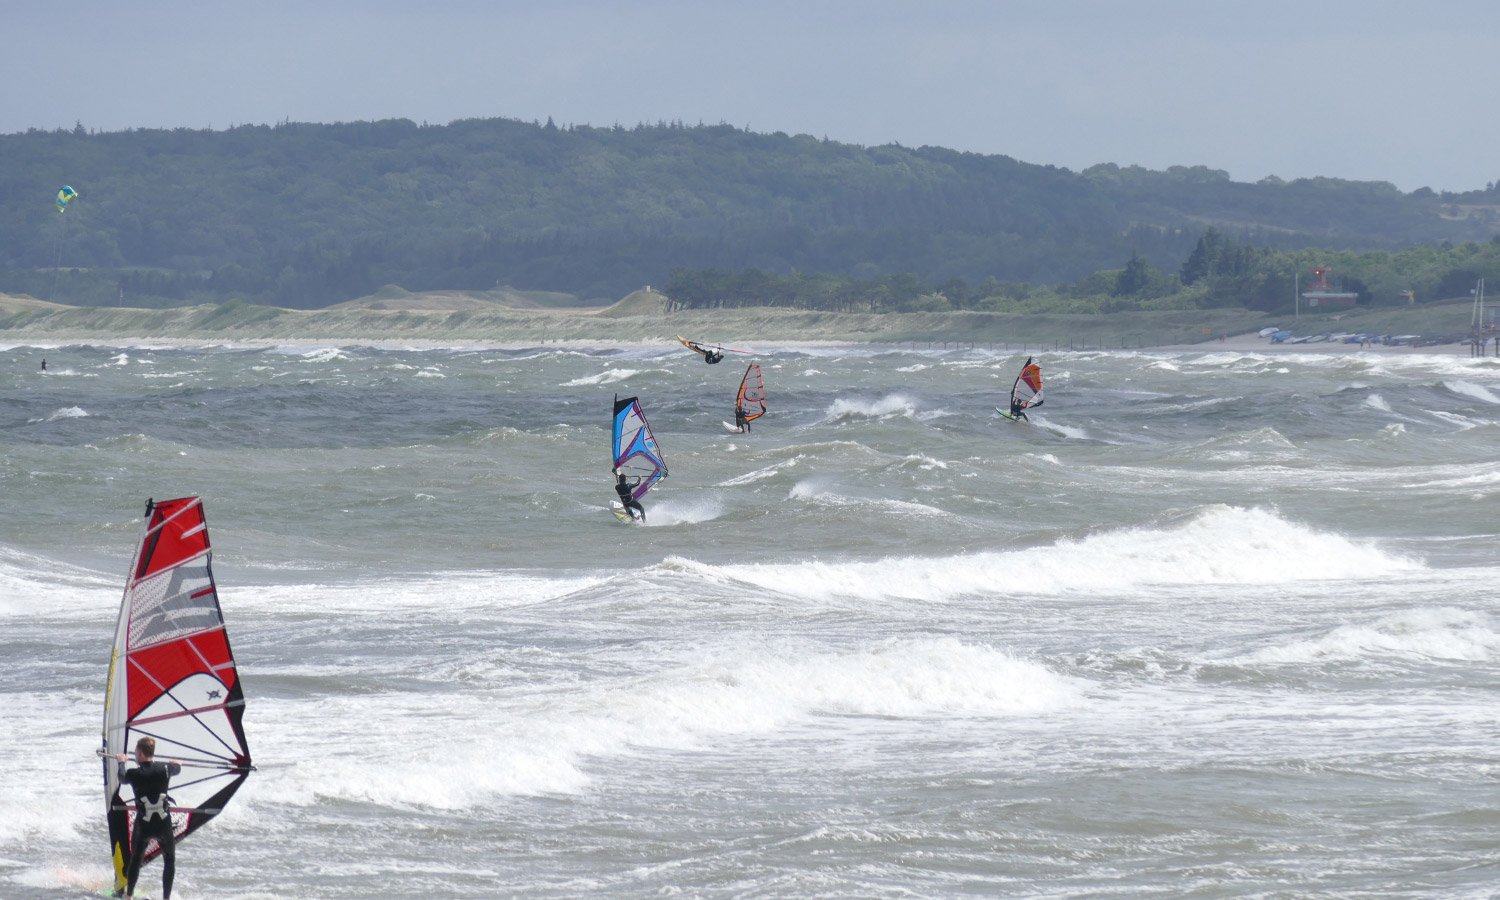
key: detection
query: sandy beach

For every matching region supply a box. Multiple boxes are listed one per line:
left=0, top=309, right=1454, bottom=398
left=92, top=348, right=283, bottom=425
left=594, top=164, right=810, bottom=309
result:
left=3, top=332, right=1486, bottom=356
left=1, top=291, right=1487, bottom=355
left=1158, top=333, right=1484, bottom=355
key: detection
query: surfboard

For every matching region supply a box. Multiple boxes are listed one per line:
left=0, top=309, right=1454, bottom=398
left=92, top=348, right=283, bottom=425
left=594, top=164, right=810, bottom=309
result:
left=995, top=406, right=1023, bottom=421
left=610, top=500, right=638, bottom=523
left=722, top=421, right=743, bottom=433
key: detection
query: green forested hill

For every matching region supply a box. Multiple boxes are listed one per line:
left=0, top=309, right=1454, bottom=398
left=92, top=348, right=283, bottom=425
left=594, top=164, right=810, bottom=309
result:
left=3, top=117, right=1497, bottom=308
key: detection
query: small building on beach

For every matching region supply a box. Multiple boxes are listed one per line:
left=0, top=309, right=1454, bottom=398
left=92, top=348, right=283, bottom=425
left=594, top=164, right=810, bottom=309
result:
left=1301, top=266, right=1358, bottom=309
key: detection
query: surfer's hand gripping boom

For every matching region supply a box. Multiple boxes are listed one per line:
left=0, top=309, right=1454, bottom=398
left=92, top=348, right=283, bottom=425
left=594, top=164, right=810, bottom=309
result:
left=96, top=747, right=256, bottom=772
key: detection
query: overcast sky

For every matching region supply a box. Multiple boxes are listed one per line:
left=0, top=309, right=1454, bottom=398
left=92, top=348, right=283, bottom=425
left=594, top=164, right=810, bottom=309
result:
left=8, top=0, right=1498, bottom=192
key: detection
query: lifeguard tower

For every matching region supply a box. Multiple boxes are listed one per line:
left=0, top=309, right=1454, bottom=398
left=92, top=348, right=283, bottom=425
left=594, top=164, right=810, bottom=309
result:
left=1300, top=266, right=1358, bottom=309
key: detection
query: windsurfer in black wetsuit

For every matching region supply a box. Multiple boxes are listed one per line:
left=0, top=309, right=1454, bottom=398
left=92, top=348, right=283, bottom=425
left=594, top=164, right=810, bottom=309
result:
left=113, top=736, right=182, bottom=900
left=614, top=469, right=646, bottom=522
left=733, top=401, right=765, bottom=433
left=684, top=338, right=725, bottom=364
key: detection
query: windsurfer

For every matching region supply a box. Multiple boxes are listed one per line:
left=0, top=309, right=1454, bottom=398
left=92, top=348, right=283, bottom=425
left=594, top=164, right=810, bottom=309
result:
left=614, top=469, right=646, bottom=522
left=114, top=736, right=182, bottom=900
left=40, top=358, right=46, bottom=372
left=1008, top=397, right=1029, bottom=421
left=683, top=338, right=724, bottom=364
left=734, top=401, right=765, bottom=433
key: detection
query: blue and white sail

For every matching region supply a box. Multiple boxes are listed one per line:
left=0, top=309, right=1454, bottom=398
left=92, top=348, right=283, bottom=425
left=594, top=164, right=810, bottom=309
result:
left=611, top=395, right=668, bottom=500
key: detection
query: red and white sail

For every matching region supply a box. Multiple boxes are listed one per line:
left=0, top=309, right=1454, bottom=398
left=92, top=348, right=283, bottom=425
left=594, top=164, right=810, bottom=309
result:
left=102, top=497, right=252, bottom=893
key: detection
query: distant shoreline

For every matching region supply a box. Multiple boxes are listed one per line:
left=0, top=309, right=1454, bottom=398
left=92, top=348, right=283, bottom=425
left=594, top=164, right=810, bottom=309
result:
left=0, top=292, right=1485, bottom=356
left=2, top=333, right=1483, bottom=357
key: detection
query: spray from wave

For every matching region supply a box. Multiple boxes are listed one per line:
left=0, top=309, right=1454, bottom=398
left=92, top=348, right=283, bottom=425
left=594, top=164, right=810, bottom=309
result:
left=670, top=506, right=1420, bottom=602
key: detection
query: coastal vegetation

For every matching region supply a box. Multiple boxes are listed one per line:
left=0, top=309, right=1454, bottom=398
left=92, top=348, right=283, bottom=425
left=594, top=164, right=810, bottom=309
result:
left=3, top=117, right=1499, bottom=316
left=662, top=230, right=1500, bottom=315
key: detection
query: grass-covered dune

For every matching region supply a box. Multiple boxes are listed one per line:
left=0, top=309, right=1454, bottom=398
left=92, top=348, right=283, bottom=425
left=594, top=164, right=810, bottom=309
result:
left=0, top=289, right=1479, bottom=349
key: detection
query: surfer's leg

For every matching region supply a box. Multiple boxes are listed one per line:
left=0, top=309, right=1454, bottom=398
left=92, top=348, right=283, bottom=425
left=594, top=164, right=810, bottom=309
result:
left=156, top=820, right=176, bottom=899
left=124, top=825, right=148, bottom=896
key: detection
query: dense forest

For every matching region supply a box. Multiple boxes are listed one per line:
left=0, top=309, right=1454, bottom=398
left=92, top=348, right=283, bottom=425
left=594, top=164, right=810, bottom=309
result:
left=2, top=116, right=1498, bottom=310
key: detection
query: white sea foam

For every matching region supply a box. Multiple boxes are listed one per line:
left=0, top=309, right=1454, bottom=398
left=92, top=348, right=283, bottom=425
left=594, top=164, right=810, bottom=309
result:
left=562, top=368, right=653, bottom=386
left=639, top=495, right=724, bottom=526
left=0, top=690, right=99, bottom=848
left=682, top=507, right=1419, bottom=602
left=899, top=453, right=948, bottom=470
left=1233, top=608, right=1499, bottom=665
left=1035, top=419, right=1088, bottom=440
left=0, top=549, right=115, bottom=618
left=824, top=394, right=920, bottom=421
left=1413, top=466, right=1500, bottom=490
left=242, top=637, right=1084, bottom=809
left=247, top=570, right=609, bottom=616
left=1364, top=393, right=1393, bottom=412
left=300, top=347, right=351, bottom=363
left=39, top=406, right=90, bottom=422
left=784, top=479, right=960, bottom=517
left=719, top=459, right=797, bottom=486
left=1444, top=380, right=1500, bottom=404
left=1429, top=410, right=1481, bottom=431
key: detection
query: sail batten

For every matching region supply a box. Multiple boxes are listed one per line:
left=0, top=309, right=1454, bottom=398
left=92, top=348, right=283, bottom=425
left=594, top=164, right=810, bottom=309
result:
left=103, top=496, right=251, bottom=894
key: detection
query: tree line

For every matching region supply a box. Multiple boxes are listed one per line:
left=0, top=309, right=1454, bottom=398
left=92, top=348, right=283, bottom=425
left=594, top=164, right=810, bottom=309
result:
left=1, top=116, right=1497, bottom=309
left=663, top=230, right=1500, bottom=316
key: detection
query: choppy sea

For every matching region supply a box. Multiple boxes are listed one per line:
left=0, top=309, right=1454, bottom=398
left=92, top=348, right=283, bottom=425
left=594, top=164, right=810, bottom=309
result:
left=1, top=341, right=1497, bottom=898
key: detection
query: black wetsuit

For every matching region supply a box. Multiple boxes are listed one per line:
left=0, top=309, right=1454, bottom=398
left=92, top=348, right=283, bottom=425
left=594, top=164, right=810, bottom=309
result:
left=1009, top=400, right=1028, bottom=421
left=705, top=350, right=724, bottom=364
left=735, top=409, right=750, bottom=433
left=614, top=478, right=645, bottom=522
left=119, top=759, right=182, bottom=899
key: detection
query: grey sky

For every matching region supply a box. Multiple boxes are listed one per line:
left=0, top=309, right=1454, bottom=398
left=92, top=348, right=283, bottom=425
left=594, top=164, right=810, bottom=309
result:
left=8, top=0, right=1498, bottom=192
